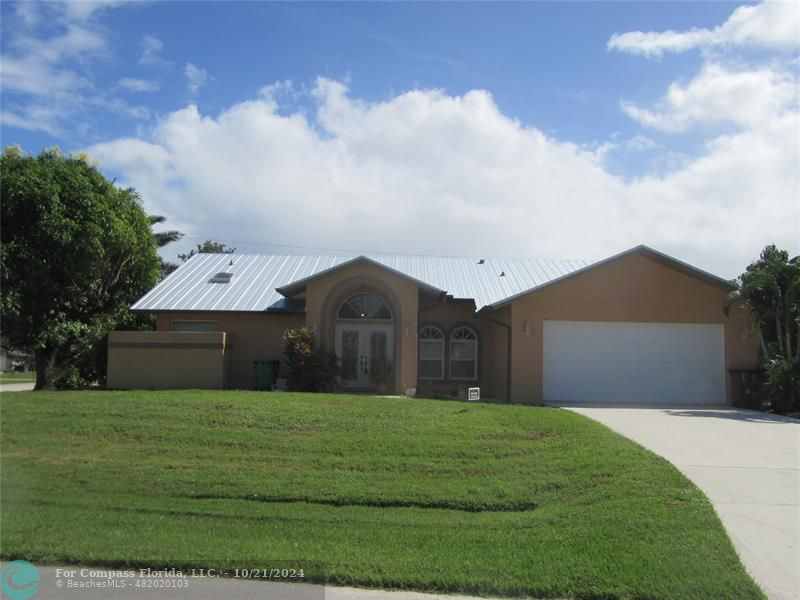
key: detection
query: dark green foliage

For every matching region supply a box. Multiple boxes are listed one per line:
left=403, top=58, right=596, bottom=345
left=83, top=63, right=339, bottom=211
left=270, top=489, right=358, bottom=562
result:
left=55, top=310, right=156, bottom=389
left=762, top=357, right=800, bottom=413
left=282, top=327, right=339, bottom=392
left=369, top=356, right=394, bottom=393
left=178, top=240, right=235, bottom=262
left=148, top=214, right=183, bottom=277
left=726, top=245, right=800, bottom=411
left=0, top=147, right=161, bottom=389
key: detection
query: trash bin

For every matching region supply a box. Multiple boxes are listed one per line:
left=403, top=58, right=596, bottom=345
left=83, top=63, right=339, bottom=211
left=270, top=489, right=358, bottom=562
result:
left=254, top=360, right=281, bottom=391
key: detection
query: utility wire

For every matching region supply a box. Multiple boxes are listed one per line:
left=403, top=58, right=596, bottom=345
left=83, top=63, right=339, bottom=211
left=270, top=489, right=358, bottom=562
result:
left=171, top=234, right=757, bottom=264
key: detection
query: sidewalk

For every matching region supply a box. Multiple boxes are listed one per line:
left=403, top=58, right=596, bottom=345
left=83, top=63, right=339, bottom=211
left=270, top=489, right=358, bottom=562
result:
left=11, top=565, right=513, bottom=600
left=0, top=381, right=35, bottom=393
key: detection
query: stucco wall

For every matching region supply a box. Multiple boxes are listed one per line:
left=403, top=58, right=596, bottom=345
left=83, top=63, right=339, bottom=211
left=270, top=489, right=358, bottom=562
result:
left=418, top=299, right=508, bottom=400
left=304, top=262, right=421, bottom=394
left=506, top=252, right=759, bottom=404
left=107, top=330, right=227, bottom=389
left=155, top=312, right=305, bottom=389
left=486, top=305, right=511, bottom=402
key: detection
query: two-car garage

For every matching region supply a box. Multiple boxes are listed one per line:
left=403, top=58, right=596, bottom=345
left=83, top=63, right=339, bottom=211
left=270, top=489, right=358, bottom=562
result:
left=543, top=321, right=727, bottom=405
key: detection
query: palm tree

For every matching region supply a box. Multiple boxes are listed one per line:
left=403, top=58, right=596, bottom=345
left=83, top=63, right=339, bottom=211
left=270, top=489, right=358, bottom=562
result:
left=726, top=245, right=800, bottom=410
left=148, top=215, right=184, bottom=277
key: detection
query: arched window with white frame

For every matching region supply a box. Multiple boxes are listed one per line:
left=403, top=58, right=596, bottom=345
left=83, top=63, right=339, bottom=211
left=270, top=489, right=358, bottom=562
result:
left=449, top=326, right=478, bottom=380
left=419, top=326, right=444, bottom=380
left=337, top=293, right=392, bottom=320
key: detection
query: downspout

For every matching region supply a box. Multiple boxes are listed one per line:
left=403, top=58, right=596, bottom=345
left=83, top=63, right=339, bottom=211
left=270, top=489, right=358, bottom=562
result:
left=485, top=314, right=512, bottom=403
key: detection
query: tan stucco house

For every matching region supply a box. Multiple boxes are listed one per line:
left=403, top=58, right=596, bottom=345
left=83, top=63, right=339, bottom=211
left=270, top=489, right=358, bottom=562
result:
left=107, top=245, right=759, bottom=405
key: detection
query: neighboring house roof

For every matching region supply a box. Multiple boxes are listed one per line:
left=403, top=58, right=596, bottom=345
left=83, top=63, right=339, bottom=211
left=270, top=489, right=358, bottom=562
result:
left=131, top=252, right=590, bottom=312
left=130, top=245, right=732, bottom=314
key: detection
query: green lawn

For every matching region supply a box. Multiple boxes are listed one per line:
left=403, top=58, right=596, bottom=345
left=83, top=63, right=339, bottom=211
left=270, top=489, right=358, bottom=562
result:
left=0, top=370, right=35, bottom=384
left=0, top=391, right=762, bottom=599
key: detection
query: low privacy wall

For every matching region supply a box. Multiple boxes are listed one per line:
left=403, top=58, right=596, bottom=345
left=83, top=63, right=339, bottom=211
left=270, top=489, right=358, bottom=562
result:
left=107, top=331, right=228, bottom=389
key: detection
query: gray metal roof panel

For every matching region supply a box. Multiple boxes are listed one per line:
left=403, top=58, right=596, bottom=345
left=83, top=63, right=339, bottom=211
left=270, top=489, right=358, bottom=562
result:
left=131, top=253, right=593, bottom=313
left=275, top=255, right=446, bottom=298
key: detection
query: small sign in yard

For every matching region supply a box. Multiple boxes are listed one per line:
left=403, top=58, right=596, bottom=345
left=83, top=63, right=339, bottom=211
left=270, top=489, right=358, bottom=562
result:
left=468, top=387, right=480, bottom=401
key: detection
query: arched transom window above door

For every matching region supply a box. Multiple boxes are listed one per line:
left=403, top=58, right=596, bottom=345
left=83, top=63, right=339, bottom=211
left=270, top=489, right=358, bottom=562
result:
left=337, top=293, right=392, bottom=320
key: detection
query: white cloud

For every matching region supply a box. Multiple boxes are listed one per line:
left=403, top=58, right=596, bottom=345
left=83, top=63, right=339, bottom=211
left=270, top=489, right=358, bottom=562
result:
left=14, top=1, right=41, bottom=27
left=0, top=110, right=62, bottom=135
left=185, top=63, right=208, bottom=94
left=9, top=0, right=125, bottom=29
left=61, top=0, right=128, bottom=22
left=90, top=96, right=150, bottom=120
left=118, top=77, right=159, bottom=92
left=0, top=53, right=88, bottom=97
left=626, top=111, right=799, bottom=255
left=1, top=2, right=151, bottom=137
left=138, top=34, right=166, bottom=66
left=85, top=79, right=798, bottom=278
left=259, top=79, right=296, bottom=104
left=609, top=0, right=799, bottom=261
left=625, top=135, right=660, bottom=151
left=608, top=0, right=800, bottom=58
left=621, top=63, right=797, bottom=133
left=0, top=21, right=105, bottom=98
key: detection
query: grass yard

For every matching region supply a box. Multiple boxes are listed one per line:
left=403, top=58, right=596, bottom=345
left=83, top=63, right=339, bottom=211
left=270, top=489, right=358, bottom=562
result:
left=0, top=370, right=35, bottom=384
left=0, top=391, right=762, bottom=599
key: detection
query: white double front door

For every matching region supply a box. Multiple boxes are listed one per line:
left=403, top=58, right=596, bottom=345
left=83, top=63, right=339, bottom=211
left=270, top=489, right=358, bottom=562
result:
left=334, top=324, right=393, bottom=389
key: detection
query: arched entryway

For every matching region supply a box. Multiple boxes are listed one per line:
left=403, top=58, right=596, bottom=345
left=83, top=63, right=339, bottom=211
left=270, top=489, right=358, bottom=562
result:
left=333, top=292, right=394, bottom=390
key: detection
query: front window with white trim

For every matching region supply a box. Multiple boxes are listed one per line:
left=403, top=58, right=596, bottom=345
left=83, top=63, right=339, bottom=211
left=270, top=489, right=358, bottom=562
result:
left=419, top=326, right=444, bottom=379
left=449, top=326, right=478, bottom=380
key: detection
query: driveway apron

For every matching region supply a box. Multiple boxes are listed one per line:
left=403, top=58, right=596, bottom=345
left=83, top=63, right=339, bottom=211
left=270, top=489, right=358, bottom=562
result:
left=565, top=407, right=799, bottom=600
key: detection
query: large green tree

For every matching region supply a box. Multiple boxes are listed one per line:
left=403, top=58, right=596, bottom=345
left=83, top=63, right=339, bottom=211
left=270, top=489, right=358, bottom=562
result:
left=726, top=245, right=800, bottom=410
left=0, top=147, right=161, bottom=389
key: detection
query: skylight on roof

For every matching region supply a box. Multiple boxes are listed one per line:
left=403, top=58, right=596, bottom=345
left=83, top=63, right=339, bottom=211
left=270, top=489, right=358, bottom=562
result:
left=209, top=272, right=234, bottom=284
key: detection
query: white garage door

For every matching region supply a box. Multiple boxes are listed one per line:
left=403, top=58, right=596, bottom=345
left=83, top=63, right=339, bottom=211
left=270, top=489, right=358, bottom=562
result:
left=543, top=321, right=726, bottom=405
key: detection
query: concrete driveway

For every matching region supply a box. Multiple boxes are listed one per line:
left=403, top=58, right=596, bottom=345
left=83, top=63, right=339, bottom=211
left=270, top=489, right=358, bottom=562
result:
left=566, top=406, right=799, bottom=600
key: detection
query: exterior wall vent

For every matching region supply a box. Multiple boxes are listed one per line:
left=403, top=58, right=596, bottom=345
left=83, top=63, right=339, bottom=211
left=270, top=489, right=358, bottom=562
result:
left=209, top=272, right=234, bottom=284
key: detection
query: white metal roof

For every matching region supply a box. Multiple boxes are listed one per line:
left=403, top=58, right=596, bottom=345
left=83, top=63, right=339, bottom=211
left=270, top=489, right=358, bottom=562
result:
left=131, top=253, right=591, bottom=313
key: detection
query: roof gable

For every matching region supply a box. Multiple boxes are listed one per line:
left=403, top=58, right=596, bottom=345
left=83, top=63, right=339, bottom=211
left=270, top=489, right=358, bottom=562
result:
left=275, top=256, right=444, bottom=298
left=481, top=245, right=734, bottom=311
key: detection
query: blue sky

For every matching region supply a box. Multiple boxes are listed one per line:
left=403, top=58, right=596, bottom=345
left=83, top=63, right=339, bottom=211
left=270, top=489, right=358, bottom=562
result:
left=3, top=2, right=733, bottom=157
left=1, top=1, right=798, bottom=276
